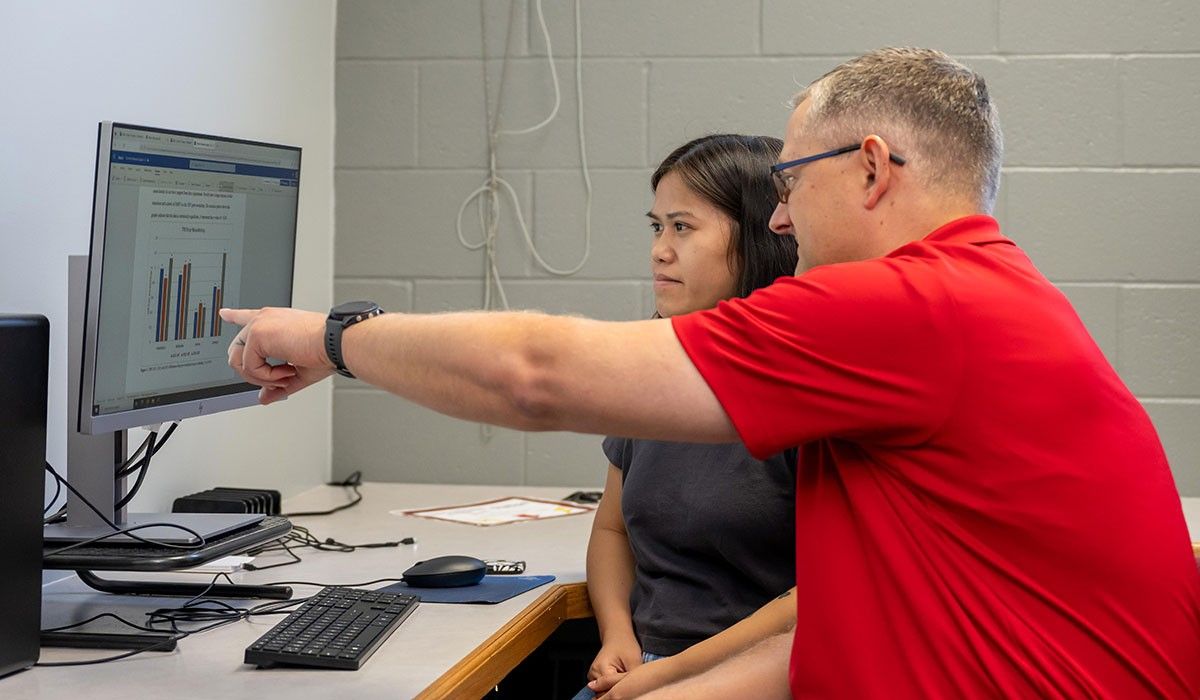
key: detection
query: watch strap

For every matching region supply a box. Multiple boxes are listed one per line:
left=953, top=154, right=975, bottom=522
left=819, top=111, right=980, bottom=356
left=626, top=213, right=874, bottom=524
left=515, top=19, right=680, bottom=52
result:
left=325, top=304, right=383, bottom=379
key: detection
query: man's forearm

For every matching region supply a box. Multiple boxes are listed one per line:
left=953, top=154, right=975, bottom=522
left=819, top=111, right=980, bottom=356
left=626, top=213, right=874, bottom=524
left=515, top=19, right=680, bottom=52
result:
left=342, top=311, right=549, bottom=429
left=339, top=311, right=735, bottom=441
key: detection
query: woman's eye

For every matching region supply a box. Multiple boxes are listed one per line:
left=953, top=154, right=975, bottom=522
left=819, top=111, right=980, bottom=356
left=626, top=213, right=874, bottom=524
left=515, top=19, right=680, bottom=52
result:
left=650, top=223, right=663, bottom=235
left=674, top=222, right=689, bottom=232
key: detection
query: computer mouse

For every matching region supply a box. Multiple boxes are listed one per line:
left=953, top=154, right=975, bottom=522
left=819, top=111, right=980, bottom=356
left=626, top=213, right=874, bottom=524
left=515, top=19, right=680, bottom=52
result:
left=401, top=555, right=486, bottom=588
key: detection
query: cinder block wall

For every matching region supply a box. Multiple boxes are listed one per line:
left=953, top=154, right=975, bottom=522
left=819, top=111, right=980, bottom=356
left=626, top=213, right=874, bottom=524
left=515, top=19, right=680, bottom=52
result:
left=334, top=0, right=1200, bottom=494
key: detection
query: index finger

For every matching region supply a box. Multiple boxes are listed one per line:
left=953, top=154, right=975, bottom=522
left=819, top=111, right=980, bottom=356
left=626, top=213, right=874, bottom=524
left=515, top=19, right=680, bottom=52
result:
left=590, top=671, right=624, bottom=693
left=219, top=308, right=257, bottom=327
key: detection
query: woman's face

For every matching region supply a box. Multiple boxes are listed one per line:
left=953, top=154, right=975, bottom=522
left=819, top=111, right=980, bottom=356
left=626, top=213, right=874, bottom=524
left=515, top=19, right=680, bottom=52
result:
left=648, top=171, right=738, bottom=318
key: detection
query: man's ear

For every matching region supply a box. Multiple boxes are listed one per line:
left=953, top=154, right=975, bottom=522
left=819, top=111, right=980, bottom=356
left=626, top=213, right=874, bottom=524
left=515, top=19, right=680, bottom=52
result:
left=860, top=135, right=894, bottom=210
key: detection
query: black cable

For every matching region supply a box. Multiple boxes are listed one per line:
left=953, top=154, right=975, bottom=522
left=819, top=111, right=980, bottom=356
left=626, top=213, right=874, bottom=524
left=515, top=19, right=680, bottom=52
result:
left=116, top=422, right=177, bottom=479
left=147, top=599, right=248, bottom=625
left=114, top=432, right=152, bottom=479
left=114, top=422, right=179, bottom=509
left=145, top=573, right=243, bottom=630
left=114, top=431, right=156, bottom=511
left=42, top=463, right=207, bottom=554
left=42, top=612, right=163, bottom=635
left=258, top=576, right=407, bottom=589
left=115, top=429, right=155, bottom=482
left=323, top=536, right=413, bottom=549
left=240, top=538, right=302, bottom=572
left=43, top=423, right=178, bottom=522
left=43, top=469, right=62, bottom=516
left=243, top=524, right=412, bottom=565
left=281, top=470, right=364, bottom=517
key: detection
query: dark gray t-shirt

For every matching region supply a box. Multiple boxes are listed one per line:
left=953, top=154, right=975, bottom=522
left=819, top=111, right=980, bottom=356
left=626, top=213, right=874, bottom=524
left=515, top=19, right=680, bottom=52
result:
left=602, top=436, right=796, bottom=656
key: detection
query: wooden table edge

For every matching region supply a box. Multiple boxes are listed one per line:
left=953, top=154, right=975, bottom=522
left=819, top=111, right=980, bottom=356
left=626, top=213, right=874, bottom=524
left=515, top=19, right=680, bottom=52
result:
left=415, top=582, right=593, bottom=700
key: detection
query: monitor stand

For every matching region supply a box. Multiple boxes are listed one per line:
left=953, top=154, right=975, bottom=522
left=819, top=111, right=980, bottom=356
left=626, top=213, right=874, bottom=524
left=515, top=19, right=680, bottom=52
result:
left=42, top=513, right=264, bottom=546
left=43, top=257, right=289, bottom=605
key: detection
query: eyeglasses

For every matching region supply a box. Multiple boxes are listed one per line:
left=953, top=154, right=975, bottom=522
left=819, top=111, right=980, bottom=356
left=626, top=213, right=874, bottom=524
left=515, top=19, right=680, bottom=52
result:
left=770, top=144, right=907, bottom=203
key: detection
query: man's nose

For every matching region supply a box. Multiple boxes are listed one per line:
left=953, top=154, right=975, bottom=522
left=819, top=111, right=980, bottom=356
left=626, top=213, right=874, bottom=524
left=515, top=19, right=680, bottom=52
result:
left=769, top=202, right=792, bottom=235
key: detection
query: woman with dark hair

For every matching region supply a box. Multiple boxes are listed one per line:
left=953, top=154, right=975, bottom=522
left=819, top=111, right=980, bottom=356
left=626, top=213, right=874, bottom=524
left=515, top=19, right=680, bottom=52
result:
left=574, top=135, right=799, bottom=700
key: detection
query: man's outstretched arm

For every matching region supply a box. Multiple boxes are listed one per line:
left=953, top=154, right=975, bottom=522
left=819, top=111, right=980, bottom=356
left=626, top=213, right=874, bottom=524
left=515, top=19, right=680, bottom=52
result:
left=220, top=307, right=737, bottom=443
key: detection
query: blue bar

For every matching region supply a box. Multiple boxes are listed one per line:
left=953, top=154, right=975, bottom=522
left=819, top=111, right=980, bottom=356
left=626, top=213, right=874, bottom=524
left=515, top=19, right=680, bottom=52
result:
left=111, top=150, right=298, bottom=181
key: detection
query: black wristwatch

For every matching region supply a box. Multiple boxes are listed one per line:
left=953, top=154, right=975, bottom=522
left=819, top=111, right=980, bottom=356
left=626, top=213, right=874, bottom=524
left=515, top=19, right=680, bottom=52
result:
left=325, top=301, right=384, bottom=378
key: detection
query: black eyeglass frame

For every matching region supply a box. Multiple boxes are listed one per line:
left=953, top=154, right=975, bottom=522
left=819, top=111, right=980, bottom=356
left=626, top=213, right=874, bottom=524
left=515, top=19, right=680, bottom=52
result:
left=770, top=144, right=907, bottom=203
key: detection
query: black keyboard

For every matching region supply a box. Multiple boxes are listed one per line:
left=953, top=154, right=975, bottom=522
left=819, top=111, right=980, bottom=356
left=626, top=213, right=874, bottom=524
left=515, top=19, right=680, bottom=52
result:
left=244, top=586, right=419, bottom=670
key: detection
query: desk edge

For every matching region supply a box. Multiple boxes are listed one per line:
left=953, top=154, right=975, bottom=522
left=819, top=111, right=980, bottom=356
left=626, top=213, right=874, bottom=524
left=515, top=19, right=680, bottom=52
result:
left=416, top=582, right=592, bottom=700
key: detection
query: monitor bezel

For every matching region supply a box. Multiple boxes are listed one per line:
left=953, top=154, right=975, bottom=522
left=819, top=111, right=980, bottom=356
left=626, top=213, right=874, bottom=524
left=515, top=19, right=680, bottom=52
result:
left=78, top=121, right=301, bottom=435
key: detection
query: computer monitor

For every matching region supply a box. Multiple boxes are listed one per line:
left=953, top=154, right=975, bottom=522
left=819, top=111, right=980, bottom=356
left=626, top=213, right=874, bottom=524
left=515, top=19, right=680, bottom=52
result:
left=43, top=122, right=300, bottom=545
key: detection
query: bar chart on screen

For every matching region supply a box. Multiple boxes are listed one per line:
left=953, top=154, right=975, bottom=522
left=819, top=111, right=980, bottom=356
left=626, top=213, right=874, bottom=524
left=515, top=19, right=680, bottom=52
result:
left=150, top=251, right=230, bottom=343
left=128, top=186, right=245, bottom=379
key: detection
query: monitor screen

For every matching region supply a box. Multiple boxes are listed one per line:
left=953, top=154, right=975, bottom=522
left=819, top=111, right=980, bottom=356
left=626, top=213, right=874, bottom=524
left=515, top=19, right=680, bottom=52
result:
left=79, top=122, right=300, bottom=434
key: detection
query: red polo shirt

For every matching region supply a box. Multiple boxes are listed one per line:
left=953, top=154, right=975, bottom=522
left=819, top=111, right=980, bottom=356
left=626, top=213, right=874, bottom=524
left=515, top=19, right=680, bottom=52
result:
left=672, top=215, right=1200, bottom=698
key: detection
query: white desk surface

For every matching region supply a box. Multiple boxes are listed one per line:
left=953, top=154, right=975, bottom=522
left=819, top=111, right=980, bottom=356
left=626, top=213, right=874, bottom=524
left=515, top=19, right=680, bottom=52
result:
left=15, top=482, right=597, bottom=700
left=1184, top=497, right=1199, bottom=545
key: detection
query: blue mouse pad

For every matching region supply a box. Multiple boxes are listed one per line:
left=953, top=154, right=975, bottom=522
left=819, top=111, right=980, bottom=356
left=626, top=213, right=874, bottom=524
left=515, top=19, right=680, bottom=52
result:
left=377, top=575, right=555, bottom=604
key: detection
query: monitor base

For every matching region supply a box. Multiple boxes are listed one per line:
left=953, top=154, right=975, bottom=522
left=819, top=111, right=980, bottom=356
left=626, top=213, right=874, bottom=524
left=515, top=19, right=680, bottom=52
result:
left=74, top=569, right=292, bottom=600
left=43, top=512, right=264, bottom=546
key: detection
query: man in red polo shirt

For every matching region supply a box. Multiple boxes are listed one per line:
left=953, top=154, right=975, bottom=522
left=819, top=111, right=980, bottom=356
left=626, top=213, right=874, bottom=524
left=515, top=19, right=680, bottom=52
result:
left=223, top=48, right=1200, bottom=698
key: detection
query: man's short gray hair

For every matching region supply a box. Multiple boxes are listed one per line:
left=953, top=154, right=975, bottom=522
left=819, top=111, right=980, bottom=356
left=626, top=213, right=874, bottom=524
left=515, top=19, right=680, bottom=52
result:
left=793, top=47, right=1003, bottom=213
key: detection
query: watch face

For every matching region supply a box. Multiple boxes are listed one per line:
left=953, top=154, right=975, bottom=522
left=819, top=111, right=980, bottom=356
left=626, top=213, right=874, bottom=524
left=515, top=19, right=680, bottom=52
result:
left=331, top=300, right=378, bottom=318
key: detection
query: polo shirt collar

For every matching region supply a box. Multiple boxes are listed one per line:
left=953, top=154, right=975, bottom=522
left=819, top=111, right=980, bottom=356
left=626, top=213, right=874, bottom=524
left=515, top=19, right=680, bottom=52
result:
left=921, top=214, right=1008, bottom=247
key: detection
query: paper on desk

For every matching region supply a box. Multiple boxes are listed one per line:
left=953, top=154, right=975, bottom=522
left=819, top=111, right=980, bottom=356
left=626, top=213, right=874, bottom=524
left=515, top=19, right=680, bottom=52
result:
left=396, top=496, right=592, bottom=526
left=179, top=555, right=255, bottom=574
